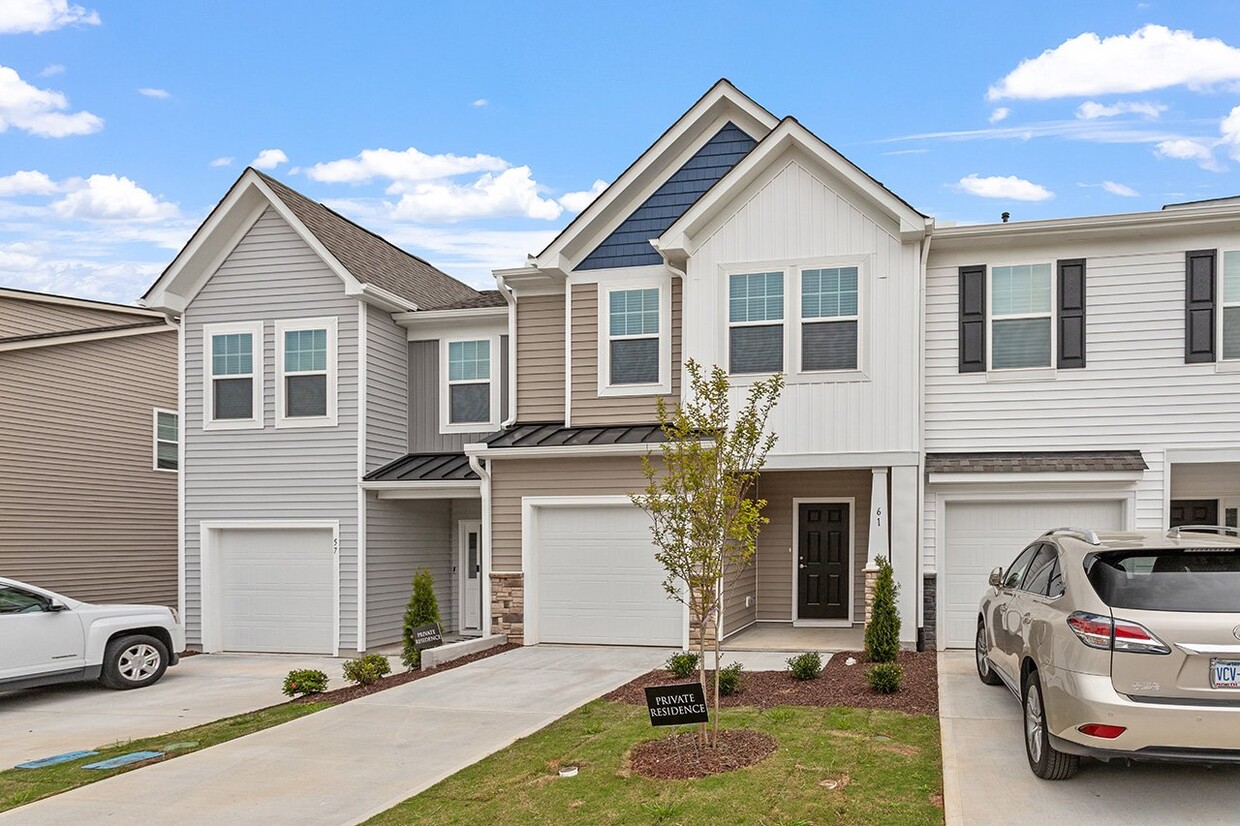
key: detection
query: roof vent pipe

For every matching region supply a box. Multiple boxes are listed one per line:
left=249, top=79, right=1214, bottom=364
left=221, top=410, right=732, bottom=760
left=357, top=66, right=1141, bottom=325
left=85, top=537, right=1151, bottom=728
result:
left=1001, top=212, right=1010, bottom=223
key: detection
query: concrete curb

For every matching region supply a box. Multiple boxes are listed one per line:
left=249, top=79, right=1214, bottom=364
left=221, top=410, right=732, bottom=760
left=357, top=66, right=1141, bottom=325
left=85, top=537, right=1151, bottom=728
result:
left=421, top=634, right=508, bottom=670
left=938, top=651, right=964, bottom=826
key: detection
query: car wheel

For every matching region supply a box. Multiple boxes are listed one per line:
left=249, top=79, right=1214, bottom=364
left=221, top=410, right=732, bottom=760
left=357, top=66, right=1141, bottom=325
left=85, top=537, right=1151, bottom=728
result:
left=975, top=620, right=1003, bottom=686
left=1023, top=668, right=1079, bottom=780
left=100, top=634, right=169, bottom=690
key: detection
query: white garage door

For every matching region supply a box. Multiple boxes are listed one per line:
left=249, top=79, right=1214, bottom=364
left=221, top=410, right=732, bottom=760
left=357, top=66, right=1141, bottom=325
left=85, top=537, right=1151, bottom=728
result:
left=941, top=500, right=1124, bottom=648
left=216, top=527, right=335, bottom=654
left=535, top=504, right=682, bottom=646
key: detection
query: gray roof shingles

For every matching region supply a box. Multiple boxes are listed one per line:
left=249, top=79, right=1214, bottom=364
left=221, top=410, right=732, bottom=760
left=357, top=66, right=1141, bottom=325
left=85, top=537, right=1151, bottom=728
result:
left=424, top=290, right=507, bottom=311
left=926, top=451, right=1148, bottom=474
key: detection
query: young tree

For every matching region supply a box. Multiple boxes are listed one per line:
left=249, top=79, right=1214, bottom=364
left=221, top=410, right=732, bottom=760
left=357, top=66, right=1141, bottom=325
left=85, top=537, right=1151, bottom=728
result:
left=632, top=359, right=783, bottom=747
left=401, top=568, right=441, bottom=670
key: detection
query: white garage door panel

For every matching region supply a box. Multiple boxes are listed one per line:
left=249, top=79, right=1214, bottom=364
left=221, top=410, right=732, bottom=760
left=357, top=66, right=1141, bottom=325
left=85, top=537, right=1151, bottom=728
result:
left=537, top=505, right=682, bottom=646
left=942, top=500, right=1123, bottom=648
left=217, top=528, right=334, bottom=654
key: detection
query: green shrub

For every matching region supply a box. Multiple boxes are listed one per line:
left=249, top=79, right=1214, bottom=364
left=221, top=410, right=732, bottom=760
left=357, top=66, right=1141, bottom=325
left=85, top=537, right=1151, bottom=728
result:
left=665, top=651, right=701, bottom=678
left=866, top=662, right=904, bottom=694
left=865, top=556, right=901, bottom=664
left=401, top=568, right=442, bottom=670
left=282, top=668, right=328, bottom=697
left=785, top=651, right=823, bottom=681
left=717, top=661, right=744, bottom=696
left=342, top=653, right=392, bottom=686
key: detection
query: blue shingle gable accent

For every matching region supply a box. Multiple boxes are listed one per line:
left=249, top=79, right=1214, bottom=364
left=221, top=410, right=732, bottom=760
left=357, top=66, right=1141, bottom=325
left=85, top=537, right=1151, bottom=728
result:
left=576, top=122, right=757, bottom=270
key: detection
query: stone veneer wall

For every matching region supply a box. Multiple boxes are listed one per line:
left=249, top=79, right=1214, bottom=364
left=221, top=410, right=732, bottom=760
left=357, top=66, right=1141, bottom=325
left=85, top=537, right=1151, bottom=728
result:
left=490, top=572, right=524, bottom=645
left=921, top=574, right=937, bottom=650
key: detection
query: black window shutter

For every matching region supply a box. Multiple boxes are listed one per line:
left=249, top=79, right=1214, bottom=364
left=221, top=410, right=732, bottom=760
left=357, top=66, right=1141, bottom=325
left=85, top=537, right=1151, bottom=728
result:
left=1185, top=249, right=1217, bottom=363
left=958, top=265, right=986, bottom=373
left=1057, top=258, right=1086, bottom=369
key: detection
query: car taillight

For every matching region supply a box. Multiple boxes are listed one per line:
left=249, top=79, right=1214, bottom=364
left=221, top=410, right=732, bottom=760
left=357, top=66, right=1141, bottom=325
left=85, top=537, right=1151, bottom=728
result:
left=1066, top=612, right=1170, bottom=655
left=1078, top=723, right=1127, bottom=739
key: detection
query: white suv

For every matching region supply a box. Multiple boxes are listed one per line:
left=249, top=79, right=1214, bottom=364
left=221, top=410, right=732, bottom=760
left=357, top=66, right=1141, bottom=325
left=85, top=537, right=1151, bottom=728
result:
left=0, top=577, right=185, bottom=691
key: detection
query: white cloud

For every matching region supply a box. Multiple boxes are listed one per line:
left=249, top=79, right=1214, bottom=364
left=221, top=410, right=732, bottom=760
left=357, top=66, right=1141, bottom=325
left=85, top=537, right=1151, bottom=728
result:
left=138, top=87, right=170, bottom=100
left=472, top=98, right=488, bottom=107
left=956, top=174, right=1054, bottom=201
left=38, top=64, right=64, bottom=77
left=251, top=148, right=288, bottom=170
left=881, top=148, right=929, bottom=156
left=989, top=25, right=1240, bottom=100
left=1219, top=105, right=1240, bottom=162
left=0, top=169, right=59, bottom=196
left=0, top=65, right=102, bottom=137
left=390, top=166, right=563, bottom=222
left=50, top=174, right=179, bottom=221
left=1154, top=137, right=1222, bottom=170
left=558, top=179, right=607, bottom=213
left=1076, top=100, right=1166, bottom=119
left=988, top=107, right=1010, bottom=123
left=0, top=0, right=98, bottom=34
left=1101, top=180, right=1139, bottom=197
left=0, top=243, right=162, bottom=302
left=306, top=146, right=507, bottom=189
left=209, top=156, right=233, bottom=168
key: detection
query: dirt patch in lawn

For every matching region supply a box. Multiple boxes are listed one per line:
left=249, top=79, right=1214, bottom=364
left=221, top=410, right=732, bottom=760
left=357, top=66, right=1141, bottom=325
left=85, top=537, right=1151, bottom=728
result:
left=294, top=643, right=520, bottom=705
left=604, top=650, right=938, bottom=715
left=629, top=729, right=777, bottom=779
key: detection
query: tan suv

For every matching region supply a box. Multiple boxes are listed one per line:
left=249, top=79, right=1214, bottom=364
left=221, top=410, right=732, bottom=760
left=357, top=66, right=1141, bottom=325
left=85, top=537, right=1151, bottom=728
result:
left=975, top=527, right=1240, bottom=779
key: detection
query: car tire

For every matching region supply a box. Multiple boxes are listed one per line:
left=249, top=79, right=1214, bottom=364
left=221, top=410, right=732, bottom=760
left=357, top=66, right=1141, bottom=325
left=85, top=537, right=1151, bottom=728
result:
left=975, top=620, right=1003, bottom=686
left=1022, top=668, right=1079, bottom=780
left=100, top=634, right=169, bottom=690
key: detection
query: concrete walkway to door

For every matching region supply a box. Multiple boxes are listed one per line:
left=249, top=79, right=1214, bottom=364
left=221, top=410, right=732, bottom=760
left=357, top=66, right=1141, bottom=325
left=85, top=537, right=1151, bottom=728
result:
left=1, top=645, right=670, bottom=826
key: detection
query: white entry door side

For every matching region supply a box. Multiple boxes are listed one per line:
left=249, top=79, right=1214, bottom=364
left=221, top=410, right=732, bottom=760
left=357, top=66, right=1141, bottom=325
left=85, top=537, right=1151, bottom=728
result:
left=210, top=526, right=337, bottom=655
left=940, top=498, right=1125, bottom=649
left=530, top=501, right=682, bottom=647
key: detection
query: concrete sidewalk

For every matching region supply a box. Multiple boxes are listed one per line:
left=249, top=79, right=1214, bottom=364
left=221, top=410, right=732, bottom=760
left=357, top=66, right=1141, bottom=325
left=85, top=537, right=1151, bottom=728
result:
left=2, top=645, right=669, bottom=826
left=939, top=651, right=1240, bottom=826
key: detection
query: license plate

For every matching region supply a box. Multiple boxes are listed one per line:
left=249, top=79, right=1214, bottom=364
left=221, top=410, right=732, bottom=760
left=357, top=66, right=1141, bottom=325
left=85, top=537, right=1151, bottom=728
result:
left=1210, top=659, right=1240, bottom=689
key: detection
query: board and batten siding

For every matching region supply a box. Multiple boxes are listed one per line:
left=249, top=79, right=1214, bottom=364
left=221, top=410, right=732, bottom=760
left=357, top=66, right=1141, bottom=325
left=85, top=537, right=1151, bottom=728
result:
left=0, top=331, right=178, bottom=605
left=364, top=496, right=454, bottom=645
left=0, top=296, right=156, bottom=339
left=682, top=156, right=922, bottom=458
left=365, top=303, right=408, bottom=472
left=515, top=293, right=565, bottom=423
left=570, top=278, right=682, bottom=426
left=183, top=207, right=361, bottom=649
left=407, top=338, right=504, bottom=452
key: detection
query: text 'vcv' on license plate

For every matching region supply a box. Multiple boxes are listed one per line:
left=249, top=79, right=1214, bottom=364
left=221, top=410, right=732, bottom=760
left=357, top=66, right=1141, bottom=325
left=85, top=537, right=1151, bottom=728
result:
left=1210, top=658, right=1240, bottom=689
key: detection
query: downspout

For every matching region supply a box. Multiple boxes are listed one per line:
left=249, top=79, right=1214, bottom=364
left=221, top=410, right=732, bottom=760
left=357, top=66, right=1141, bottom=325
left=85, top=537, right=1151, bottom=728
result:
left=916, top=220, right=934, bottom=651
left=496, top=273, right=518, bottom=427
left=468, top=452, right=493, bottom=638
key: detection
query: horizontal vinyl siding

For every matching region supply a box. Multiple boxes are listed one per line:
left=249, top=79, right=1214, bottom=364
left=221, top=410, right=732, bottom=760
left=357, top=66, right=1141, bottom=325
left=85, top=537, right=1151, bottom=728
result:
left=515, top=293, right=565, bottom=423
left=0, top=297, right=156, bottom=339
left=183, top=207, right=360, bottom=648
left=365, top=496, right=452, bottom=647
left=722, top=555, right=756, bottom=636
left=570, top=278, right=682, bottom=426
left=0, top=332, right=178, bottom=605
left=366, top=304, right=408, bottom=472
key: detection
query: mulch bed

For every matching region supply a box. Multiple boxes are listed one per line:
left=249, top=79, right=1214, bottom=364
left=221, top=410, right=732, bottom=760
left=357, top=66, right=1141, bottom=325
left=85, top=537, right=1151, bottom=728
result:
left=293, top=643, right=520, bottom=705
left=629, top=729, right=777, bottom=779
left=605, top=650, right=938, bottom=715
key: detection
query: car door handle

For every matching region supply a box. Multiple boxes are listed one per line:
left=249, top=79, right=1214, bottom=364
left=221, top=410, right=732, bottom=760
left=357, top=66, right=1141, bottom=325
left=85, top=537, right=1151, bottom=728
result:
left=1022, top=613, right=1032, bottom=625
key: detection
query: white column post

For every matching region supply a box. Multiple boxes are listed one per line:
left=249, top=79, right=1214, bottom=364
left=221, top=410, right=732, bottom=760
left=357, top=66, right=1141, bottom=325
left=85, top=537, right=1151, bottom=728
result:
left=891, top=465, right=919, bottom=646
left=866, top=468, right=889, bottom=567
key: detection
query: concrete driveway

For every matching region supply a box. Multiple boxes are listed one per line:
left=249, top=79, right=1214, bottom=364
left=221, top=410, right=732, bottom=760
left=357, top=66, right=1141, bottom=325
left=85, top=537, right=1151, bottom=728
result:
left=939, top=651, right=1240, bottom=825
left=1, top=645, right=668, bottom=826
left=0, top=653, right=369, bottom=770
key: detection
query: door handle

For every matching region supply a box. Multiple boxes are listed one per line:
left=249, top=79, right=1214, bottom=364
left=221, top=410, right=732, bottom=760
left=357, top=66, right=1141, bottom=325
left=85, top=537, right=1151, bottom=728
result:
left=1022, top=613, right=1032, bottom=625
left=799, top=563, right=807, bottom=569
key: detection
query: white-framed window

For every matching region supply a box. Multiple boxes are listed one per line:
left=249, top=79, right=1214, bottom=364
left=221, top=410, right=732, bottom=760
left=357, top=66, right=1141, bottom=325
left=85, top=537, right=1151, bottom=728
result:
left=728, top=270, right=784, bottom=374
left=153, top=409, right=178, bottom=471
left=203, top=321, right=263, bottom=430
left=1222, top=250, right=1240, bottom=361
left=800, top=266, right=859, bottom=371
left=597, top=281, right=671, bottom=396
left=441, top=336, right=499, bottom=432
left=989, top=263, right=1053, bottom=370
left=275, top=317, right=337, bottom=427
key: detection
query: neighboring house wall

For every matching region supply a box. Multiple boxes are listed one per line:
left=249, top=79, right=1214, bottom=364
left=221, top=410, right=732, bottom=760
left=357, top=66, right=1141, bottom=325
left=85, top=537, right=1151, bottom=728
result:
left=183, top=207, right=361, bottom=648
left=569, top=278, right=682, bottom=426
left=0, top=331, right=177, bottom=605
left=0, top=297, right=154, bottom=338
left=515, top=293, right=566, bottom=423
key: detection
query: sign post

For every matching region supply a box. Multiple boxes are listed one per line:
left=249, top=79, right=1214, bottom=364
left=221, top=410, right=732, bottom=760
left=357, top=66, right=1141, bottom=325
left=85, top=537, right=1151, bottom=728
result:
left=643, top=683, right=710, bottom=726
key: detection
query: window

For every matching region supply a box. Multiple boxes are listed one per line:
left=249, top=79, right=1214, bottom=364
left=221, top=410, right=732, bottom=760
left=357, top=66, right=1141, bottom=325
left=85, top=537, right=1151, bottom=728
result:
left=608, top=288, right=660, bottom=385
left=1222, top=251, right=1240, bottom=360
left=205, top=322, right=262, bottom=429
left=729, top=271, right=784, bottom=374
left=275, top=318, right=337, bottom=427
left=0, top=585, right=49, bottom=614
left=1022, top=546, right=1059, bottom=595
left=990, top=264, right=1052, bottom=369
left=801, top=267, right=858, bottom=371
left=447, top=339, right=491, bottom=425
left=1002, top=545, right=1040, bottom=589
left=154, top=410, right=178, bottom=471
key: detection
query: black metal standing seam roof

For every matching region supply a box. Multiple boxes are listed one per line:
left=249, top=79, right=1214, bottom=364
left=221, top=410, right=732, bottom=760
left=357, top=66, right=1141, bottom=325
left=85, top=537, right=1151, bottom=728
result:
left=364, top=453, right=479, bottom=483
left=926, top=451, right=1148, bottom=474
left=575, top=122, right=758, bottom=270
left=482, top=423, right=667, bottom=449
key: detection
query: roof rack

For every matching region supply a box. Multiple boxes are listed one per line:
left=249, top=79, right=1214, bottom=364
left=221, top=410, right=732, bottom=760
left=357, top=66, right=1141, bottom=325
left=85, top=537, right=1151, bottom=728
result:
left=1166, top=525, right=1240, bottom=538
left=1041, top=527, right=1102, bottom=545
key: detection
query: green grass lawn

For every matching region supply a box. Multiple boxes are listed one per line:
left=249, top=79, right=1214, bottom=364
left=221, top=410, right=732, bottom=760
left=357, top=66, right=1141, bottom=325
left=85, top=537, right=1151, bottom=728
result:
left=365, top=702, right=943, bottom=826
left=0, top=701, right=329, bottom=813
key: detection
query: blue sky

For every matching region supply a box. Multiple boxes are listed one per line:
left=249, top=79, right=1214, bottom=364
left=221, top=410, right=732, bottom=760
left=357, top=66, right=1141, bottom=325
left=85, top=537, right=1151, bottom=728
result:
left=3, top=0, right=1240, bottom=303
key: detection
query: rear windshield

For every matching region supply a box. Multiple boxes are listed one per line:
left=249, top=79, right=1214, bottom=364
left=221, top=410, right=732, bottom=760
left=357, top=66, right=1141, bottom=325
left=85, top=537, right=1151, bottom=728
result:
left=1086, top=549, right=1240, bottom=612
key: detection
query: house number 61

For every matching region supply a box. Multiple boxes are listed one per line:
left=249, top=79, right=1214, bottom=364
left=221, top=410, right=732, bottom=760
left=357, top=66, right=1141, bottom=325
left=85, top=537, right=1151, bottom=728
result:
left=875, top=507, right=882, bottom=527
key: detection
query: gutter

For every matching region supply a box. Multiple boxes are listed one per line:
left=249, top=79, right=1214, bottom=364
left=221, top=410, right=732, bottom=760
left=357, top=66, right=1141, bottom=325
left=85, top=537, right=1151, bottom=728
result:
left=916, top=221, right=932, bottom=648
left=468, top=453, right=494, bottom=637
left=495, top=271, right=518, bottom=427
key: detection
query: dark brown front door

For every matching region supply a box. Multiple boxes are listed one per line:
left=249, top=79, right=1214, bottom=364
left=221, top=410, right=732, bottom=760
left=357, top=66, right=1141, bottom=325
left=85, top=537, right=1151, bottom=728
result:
left=797, top=503, right=849, bottom=619
left=1169, top=499, right=1219, bottom=527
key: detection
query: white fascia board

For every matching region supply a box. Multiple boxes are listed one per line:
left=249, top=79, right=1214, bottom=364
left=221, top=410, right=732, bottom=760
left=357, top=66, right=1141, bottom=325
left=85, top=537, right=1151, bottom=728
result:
left=394, top=306, right=508, bottom=325
left=403, top=316, right=506, bottom=343
left=0, top=322, right=176, bottom=352
left=362, top=480, right=482, bottom=499
left=465, top=440, right=710, bottom=460
left=764, top=451, right=921, bottom=470
left=928, top=471, right=1144, bottom=486
left=347, top=283, right=418, bottom=312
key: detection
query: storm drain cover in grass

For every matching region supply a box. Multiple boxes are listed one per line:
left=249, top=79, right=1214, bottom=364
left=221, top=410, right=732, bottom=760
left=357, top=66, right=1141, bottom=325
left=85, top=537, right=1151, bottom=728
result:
left=82, top=751, right=163, bottom=770
left=15, top=751, right=98, bottom=770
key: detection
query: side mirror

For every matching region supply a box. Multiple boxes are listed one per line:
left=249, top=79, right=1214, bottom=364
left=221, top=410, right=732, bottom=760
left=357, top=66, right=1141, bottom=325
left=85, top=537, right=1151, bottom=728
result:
left=988, top=567, right=1004, bottom=588
left=46, top=600, right=69, bottom=612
